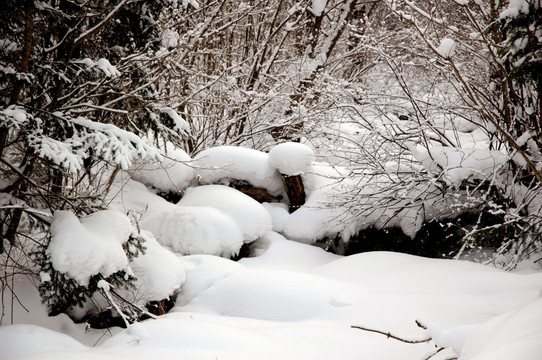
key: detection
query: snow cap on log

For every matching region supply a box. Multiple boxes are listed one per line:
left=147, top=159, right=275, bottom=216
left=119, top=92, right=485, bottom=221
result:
left=268, top=142, right=315, bottom=176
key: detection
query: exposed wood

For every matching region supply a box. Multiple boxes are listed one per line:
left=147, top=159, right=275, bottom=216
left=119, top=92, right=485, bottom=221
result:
left=231, top=180, right=282, bottom=203
left=280, top=174, right=305, bottom=212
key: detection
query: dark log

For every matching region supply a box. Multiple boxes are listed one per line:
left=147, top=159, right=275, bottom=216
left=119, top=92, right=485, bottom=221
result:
left=230, top=180, right=282, bottom=203
left=280, top=174, right=305, bottom=213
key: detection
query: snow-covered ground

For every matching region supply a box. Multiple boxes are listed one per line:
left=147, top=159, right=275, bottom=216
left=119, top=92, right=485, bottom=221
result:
left=1, top=231, right=541, bottom=360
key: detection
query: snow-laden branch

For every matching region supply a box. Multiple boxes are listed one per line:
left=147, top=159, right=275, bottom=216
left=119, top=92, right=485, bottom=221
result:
left=28, top=114, right=163, bottom=173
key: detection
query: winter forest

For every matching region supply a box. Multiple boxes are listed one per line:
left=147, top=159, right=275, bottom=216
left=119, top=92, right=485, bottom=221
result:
left=1, top=0, right=542, bottom=359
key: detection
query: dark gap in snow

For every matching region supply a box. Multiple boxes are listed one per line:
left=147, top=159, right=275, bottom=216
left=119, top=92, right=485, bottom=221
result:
left=317, top=209, right=508, bottom=258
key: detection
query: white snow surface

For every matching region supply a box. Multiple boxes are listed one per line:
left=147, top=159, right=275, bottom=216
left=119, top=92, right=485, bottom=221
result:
left=460, top=297, right=542, bottom=360
left=436, top=38, right=456, bottom=58
left=127, top=231, right=187, bottom=303
left=106, top=175, right=246, bottom=259
left=500, top=0, right=530, bottom=18
left=47, top=210, right=132, bottom=286
left=178, top=185, right=272, bottom=242
left=129, top=144, right=195, bottom=192
left=194, top=146, right=284, bottom=196
left=140, top=205, right=244, bottom=258
left=268, top=142, right=315, bottom=176
left=2, top=235, right=541, bottom=360
left=310, top=0, right=327, bottom=16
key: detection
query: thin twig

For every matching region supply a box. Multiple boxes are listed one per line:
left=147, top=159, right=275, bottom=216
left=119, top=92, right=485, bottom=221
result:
left=350, top=325, right=432, bottom=344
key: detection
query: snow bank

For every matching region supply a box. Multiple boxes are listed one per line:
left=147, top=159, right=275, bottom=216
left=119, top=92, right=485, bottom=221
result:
left=262, top=202, right=290, bottom=232
left=127, top=231, right=186, bottom=303
left=0, top=324, right=86, bottom=359
left=140, top=206, right=244, bottom=258
left=106, top=172, right=177, bottom=215
left=129, top=145, right=195, bottom=192
left=179, top=268, right=346, bottom=321
left=2, top=243, right=542, bottom=360
left=178, top=185, right=272, bottom=242
left=47, top=210, right=132, bottom=285
left=194, top=146, right=284, bottom=196
left=268, top=142, right=315, bottom=176
left=460, top=298, right=542, bottom=360
left=175, top=254, right=244, bottom=307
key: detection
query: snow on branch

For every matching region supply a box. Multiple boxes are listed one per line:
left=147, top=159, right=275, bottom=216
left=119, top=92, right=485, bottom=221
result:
left=70, top=116, right=163, bottom=169
left=29, top=114, right=162, bottom=173
left=1, top=105, right=29, bottom=129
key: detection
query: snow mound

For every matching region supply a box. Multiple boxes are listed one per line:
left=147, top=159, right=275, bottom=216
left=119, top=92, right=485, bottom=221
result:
left=194, top=146, right=284, bottom=196
left=426, top=323, right=478, bottom=354
left=179, top=269, right=342, bottom=321
left=0, top=324, right=86, bottom=359
left=141, top=205, right=244, bottom=258
left=239, top=231, right=340, bottom=271
left=129, top=145, right=195, bottom=192
left=315, top=251, right=542, bottom=295
left=47, top=210, right=132, bottom=285
left=178, top=185, right=272, bottom=242
left=268, top=142, right=315, bottom=175
left=262, top=202, right=290, bottom=232
left=175, top=254, right=244, bottom=306
left=460, top=298, right=542, bottom=360
left=127, top=231, right=186, bottom=302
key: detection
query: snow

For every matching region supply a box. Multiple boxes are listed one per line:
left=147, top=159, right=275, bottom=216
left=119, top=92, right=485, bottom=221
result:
left=129, top=143, right=195, bottom=192
left=281, top=163, right=356, bottom=243
left=140, top=205, right=244, bottom=258
left=436, top=38, right=456, bottom=58
left=500, top=0, right=530, bottom=18
left=178, top=185, right=272, bottom=242
left=461, top=298, right=542, bottom=360
left=426, top=323, right=478, bottom=354
left=1, top=105, right=28, bottom=125
left=410, top=145, right=508, bottom=187
left=3, top=239, right=541, bottom=360
left=47, top=210, right=132, bottom=286
left=127, top=231, right=186, bottom=303
left=310, top=0, right=327, bottom=16
left=261, top=202, right=290, bottom=232
left=162, top=107, right=190, bottom=133
left=0, top=325, right=86, bottom=359
left=268, top=142, right=315, bottom=176
left=96, top=58, right=121, bottom=77
left=194, top=146, right=284, bottom=196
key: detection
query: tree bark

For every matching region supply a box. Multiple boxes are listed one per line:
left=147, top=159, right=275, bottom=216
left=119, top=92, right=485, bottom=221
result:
left=280, top=174, right=306, bottom=212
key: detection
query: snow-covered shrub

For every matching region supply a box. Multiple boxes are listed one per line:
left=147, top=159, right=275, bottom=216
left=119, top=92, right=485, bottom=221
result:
left=37, top=211, right=144, bottom=318
left=36, top=210, right=185, bottom=324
